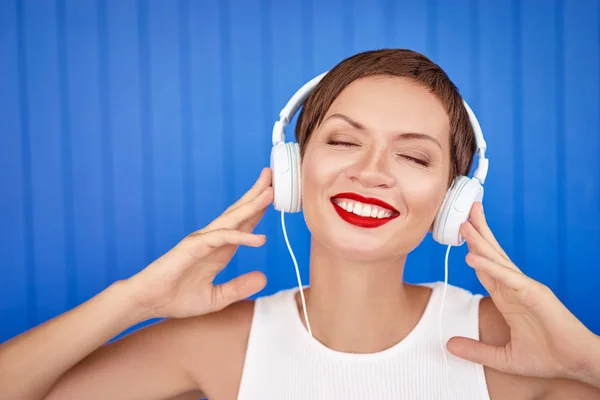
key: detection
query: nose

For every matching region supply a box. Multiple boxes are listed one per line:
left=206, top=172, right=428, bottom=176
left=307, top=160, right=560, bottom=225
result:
left=345, top=145, right=396, bottom=188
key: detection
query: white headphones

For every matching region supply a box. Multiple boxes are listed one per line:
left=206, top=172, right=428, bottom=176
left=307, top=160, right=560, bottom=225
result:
left=270, top=72, right=489, bottom=246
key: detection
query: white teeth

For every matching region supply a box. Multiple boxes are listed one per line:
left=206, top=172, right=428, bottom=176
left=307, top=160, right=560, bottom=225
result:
left=362, top=205, right=372, bottom=217
left=333, top=198, right=396, bottom=219
left=353, top=203, right=363, bottom=216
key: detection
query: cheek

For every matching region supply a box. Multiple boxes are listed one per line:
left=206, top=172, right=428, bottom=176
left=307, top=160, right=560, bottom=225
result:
left=300, top=151, right=325, bottom=221
left=402, top=174, right=448, bottom=219
left=300, top=155, right=319, bottom=202
left=300, top=149, right=350, bottom=232
left=300, top=151, right=331, bottom=238
left=301, top=149, right=347, bottom=197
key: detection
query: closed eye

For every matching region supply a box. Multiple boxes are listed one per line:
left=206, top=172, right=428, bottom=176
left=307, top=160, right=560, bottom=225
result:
left=327, top=140, right=358, bottom=147
left=400, top=155, right=430, bottom=167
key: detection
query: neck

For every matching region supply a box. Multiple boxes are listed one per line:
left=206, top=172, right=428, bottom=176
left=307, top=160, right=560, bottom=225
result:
left=298, top=239, right=431, bottom=354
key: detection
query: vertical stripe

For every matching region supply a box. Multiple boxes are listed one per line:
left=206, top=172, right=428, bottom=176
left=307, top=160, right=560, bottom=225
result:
left=512, top=0, right=524, bottom=264
left=179, top=0, right=194, bottom=234
left=469, top=0, right=480, bottom=110
left=0, top=0, right=28, bottom=341
left=26, top=0, right=69, bottom=322
left=55, top=0, right=76, bottom=308
left=220, top=0, right=233, bottom=201
left=219, top=0, right=235, bottom=271
left=260, top=0, right=272, bottom=101
left=562, top=0, right=600, bottom=329
left=302, top=0, right=314, bottom=75
left=426, top=0, right=437, bottom=58
left=477, top=0, right=516, bottom=265
left=15, top=0, right=37, bottom=327
left=147, top=1, right=185, bottom=252
left=137, top=0, right=155, bottom=262
left=521, top=1, right=560, bottom=289
left=102, top=0, right=146, bottom=283
left=97, top=0, right=117, bottom=286
left=342, top=0, right=354, bottom=55
left=384, top=0, right=394, bottom=47
left=555, top=0, right=566, bottom=297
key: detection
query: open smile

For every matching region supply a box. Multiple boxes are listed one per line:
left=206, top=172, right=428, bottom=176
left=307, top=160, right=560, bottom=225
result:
left=330, top=192, right=400, bottom=228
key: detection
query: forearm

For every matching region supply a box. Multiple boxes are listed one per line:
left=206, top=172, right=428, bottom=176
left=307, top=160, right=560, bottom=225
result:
left=562, top=332, right=600, bottom=391
left=545, top=335, right=600, bottom=400
left=0, top=280, right=149, bottom=400
left=580, top=334, right=600, bottom=389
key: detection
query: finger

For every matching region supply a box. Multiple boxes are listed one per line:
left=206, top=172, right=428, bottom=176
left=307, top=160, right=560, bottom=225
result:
left=446, top=336, right=510, bottom=374
left=223, top=168, right=272, bottom=214
left=469, top=203, right=509, bottom=260
left=461, top=221, right=519, bottom=272
left=180, top=229, right=267, bottom=260
left=211, top=271, right=267, bottom=311
left=239, top=201, right=270, bottom=233
left=222, top=187, right=273, bottom=230
left=205, top=187, right=273, bottom=232
left=465, top=253, right=529, bottom=291
left=201, top=229, right=266, bottom=249
left=474, top=269, right=498, bottom=295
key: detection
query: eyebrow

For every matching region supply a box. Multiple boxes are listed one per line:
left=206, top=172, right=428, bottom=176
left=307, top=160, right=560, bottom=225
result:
left=325, top=113, right=442, bottom=150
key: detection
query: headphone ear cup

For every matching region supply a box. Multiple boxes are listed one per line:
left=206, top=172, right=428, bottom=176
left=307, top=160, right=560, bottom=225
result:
left=289, top=142, right=302, bottom=212
left=270, top=142, right=302, bottom=213
left=432, top=176, right=484, bottom=246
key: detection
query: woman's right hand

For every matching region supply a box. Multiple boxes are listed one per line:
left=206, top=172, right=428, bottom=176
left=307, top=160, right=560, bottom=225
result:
left=126, top=167, right=274, bottom=320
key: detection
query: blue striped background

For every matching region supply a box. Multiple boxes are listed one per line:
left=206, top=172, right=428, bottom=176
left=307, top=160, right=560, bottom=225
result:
left=1, top=0, right=599, bottom=344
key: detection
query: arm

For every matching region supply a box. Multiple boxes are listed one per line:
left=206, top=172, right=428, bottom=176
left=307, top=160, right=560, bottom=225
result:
left=542, top=333, right=600, bottom=399
left=46, top=298, right=255, bottom=400
left=0, top=168, right=273, bottom=400
left=543, top=379, right=600, bottom=400
left=0, top=281, right=200, bottom=400
left=477, top=297, right=600, bottom=400
left=447, top=203, right=600, bottom=400
left=573, top=333, right=600, bottom=389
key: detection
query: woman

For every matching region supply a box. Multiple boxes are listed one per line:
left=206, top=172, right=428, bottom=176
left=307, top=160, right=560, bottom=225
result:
left=1, top=49, right=599, bottom=400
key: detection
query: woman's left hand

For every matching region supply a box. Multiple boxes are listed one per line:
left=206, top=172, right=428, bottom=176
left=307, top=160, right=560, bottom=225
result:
left=446, top=202, right=600, bottom=387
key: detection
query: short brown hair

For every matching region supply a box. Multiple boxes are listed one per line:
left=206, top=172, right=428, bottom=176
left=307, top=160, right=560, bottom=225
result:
left=295, top=49, right=476, bottom=184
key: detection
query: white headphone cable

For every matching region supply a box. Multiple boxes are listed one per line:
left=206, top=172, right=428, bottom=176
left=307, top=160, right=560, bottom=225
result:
left=281, top=210, right=313, bottom=337
left=282, top=208, right=451, bottom=380
left=440, top=244, right=452, bottom=395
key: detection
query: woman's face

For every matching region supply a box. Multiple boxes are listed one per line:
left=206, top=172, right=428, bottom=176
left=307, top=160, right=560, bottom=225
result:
left=301, top=76, right=452, bottom=261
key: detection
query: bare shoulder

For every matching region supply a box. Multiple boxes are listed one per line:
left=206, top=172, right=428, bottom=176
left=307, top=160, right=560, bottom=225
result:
left=181, top=299, right=256, bottom=399
left=478, top=296, right=546, bottom=400
left=126, top=299, right=255, bottom=399
left=45, top=298, right=255, bottom=400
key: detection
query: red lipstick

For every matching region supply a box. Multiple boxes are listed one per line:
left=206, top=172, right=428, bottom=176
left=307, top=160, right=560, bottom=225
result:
left=330, top=192, right=399, bottom=228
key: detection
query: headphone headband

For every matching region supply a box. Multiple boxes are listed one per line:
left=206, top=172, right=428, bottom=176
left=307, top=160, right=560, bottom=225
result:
left=272, top=71, right=489, bottom=184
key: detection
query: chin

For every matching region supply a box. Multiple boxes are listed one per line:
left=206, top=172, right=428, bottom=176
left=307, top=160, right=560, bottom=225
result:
left=305, top=210, right=403, bottom=262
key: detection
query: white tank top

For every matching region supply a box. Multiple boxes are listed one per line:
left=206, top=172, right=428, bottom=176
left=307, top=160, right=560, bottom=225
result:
left=237, top=282, right=491, bottom=400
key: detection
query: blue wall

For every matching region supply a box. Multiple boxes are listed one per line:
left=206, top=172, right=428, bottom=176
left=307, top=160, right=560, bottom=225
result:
left=1, top=0, right=599, bottom=343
